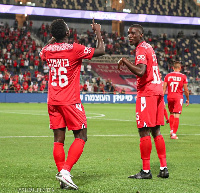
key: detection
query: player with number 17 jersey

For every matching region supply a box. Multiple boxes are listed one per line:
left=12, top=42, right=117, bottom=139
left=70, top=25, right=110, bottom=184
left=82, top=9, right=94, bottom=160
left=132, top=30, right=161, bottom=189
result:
left=135, top=41, right=163, bottom=97
left=40, top=42, right=94, bottom=105
left=164, top=72, right=188, bottom=99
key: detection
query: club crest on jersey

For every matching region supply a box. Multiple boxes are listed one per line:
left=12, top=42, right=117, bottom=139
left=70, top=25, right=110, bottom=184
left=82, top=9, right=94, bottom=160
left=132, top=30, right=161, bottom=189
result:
left=84, top=47, right=91, bottom=54
left=141, top=97, right=146, bottom=112
left=137, top=55, right=145, bottom=61
left=76, top=103, right=82, bottom=111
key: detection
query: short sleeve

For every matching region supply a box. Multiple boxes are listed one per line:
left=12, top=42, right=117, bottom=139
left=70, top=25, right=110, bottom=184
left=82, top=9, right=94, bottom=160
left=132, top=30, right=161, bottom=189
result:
left=74, top=43, right=95, bottom=60
left=183, top=75, right=188, bottom=84
left=135, top=47, right=147, bottom=66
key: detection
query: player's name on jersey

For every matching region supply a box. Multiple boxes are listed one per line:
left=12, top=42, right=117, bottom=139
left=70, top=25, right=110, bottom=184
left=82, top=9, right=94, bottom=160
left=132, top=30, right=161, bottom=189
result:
left=47, top=59, right=69, bottom=67
left=167, top=76, right=182, bottom=81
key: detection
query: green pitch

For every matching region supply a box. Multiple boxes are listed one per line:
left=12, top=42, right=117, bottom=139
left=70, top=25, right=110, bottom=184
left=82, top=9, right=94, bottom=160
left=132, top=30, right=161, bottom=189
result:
left=0, top=103, right=200, bottom=193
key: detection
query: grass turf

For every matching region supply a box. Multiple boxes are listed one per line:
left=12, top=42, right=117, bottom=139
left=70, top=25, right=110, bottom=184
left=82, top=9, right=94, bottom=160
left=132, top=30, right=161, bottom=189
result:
left=0, top=103, right=200, bottom=193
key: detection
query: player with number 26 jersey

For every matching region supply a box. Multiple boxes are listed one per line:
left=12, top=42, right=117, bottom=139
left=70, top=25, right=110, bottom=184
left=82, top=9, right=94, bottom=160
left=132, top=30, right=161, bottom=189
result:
left=40, top=43, right=94, bottom=105
left=135, top=41, right=163, bottom=97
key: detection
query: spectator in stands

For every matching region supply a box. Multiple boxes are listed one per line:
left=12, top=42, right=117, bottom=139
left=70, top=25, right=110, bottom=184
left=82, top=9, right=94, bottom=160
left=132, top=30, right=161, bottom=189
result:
left=85, top=79, right=90, bottom=88
left=82, top=83, right=88, bottom=92
left=39, top=83, right=46, bottom=92
left=37, top=71, right=43, bottom=85
left=33, top=82, right=38, bottom=92
left=41, top=78, right=47, bottom=89
left=99, top=82, right=105, bottom=93
left=121, top=88, right=126, bottom=94
left=9, top=82, right=15, bottom=93
left=105, top=79, right=111, bottom=92
left=87, top=83, right=93, bottom=93
left=0, top=72, right=3, bottom=80
left=22, top=81, right=29, bottom=93
left=18, top=72, right=23, bottom=83
left=4, top=71, right=10, bottom=84
left=2, top=83, right=8, bottom=93
left=28, top=85, right=33, bottom=93
left=14, top=82, right=21, bottom=93
left=43, top=63, right=49, bottom=74
left=87, top=63, right=92, bottom=77
left=81, top=63, right=84, bottom=75
left=93, top=83, right=98, bottom=93
left=24, top=58, right=29, bottom=70
left=96, top=77, right=100, bottom=87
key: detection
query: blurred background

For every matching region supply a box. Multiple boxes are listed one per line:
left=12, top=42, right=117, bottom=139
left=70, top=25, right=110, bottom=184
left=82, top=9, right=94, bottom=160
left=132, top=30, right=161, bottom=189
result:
left=0, top=0, right=200, bottom=96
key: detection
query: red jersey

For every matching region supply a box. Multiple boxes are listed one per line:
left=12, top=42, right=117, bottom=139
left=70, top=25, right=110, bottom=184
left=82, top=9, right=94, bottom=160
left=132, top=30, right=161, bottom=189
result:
left=135, top=41, right=163, bottom=97
left=40, top=42, right=94, bottom=105
left=164, top=71, right=188, bottom=98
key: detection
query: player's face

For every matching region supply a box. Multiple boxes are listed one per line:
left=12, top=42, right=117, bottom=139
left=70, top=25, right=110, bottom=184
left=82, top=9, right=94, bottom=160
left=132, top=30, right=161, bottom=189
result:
left=127, top=27, right=143, bottom=46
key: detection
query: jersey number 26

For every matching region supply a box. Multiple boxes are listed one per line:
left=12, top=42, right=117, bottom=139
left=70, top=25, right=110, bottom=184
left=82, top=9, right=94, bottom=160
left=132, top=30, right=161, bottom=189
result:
left=51, top=67, right=68, bottom=87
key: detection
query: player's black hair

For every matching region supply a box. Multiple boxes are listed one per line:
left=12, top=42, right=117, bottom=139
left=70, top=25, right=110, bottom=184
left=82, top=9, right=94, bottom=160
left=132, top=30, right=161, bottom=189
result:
left=131, top=24, right=144, bottom=34
left=50, top=19, right=68, bottom=41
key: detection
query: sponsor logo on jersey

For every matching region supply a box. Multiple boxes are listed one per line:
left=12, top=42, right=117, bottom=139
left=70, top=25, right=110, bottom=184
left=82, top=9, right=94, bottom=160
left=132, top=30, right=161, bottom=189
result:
left=137, top=55, right=145, bottom=61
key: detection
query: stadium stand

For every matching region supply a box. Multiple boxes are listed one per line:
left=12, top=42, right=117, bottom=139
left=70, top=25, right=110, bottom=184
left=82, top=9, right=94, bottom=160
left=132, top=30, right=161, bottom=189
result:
left=0, top=0, right=200, bottom=94
left=0, top=0, right=199, bottom=17
left=125, top=0, right=199, bottom=17
left=0, top=19, right=200, bottom=94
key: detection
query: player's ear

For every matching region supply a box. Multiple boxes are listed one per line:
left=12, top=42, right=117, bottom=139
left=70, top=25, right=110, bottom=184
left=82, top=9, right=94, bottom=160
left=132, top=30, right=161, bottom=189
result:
left=66, top=31, right=70, bottom=37
left=140, top=33, right=144, bottom=38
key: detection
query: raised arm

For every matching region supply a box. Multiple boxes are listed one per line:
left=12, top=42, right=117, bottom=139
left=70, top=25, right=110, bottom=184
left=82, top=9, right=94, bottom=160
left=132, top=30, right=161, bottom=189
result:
left=118, top=57, right=146, bottom=77
left=183, top=83, right=189, bottom=106
left=91, top=18, right=105, bottom=57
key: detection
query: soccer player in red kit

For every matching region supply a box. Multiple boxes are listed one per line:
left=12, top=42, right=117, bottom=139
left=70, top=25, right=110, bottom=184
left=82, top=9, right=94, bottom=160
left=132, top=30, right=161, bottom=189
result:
left=118, top=24, right=169, bottom=179
left=40, top=19, right=105, bottom=189
left=163, top=61, right=189, bottom=139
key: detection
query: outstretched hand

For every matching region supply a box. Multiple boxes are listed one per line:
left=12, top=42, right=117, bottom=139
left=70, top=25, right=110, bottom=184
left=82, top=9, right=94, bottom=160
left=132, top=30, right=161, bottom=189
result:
left=91, top=18, right=101, bottom=33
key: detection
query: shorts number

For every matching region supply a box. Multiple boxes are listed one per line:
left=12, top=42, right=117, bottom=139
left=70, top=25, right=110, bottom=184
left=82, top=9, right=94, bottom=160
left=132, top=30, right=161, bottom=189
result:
left=51, top=67, right=68, bottom=87
left=170, top=82, right=179, bottom=92
left=152, top=66, right=161, bottom=84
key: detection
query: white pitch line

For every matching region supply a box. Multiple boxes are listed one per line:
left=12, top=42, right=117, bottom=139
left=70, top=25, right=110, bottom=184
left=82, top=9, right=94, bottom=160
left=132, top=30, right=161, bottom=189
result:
left=0, top=111, right=200, bottom=127
left=1, top=133, right=200, bottom=139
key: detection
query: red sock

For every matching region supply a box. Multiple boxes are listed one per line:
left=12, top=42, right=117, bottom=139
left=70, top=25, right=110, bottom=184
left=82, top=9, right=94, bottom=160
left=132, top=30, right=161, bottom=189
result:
left=140, top=136, right=152, bottom=170
left=173, top=118, right=179, bottom=134
left=63, top=138, right=85, bottom=172
left=169, top=114, right=174, bottom=131
left=53, top=142, right=65, bottom=172
left=154, top=135, right=167, bottom=167
left=164, top=109, right=169, bottom=121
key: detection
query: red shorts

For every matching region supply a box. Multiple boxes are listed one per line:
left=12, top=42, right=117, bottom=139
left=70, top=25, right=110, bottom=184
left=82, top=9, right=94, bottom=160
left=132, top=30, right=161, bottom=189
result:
left=48, top=103, right=87, bottom=130
left=167, top=97, right=183, bottom=114
left=136, top=95, right=164, bottom=128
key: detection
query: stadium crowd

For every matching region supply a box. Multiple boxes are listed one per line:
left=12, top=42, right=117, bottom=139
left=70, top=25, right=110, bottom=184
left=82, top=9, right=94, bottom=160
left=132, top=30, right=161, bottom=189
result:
left=0, top=20, right=200, bottom=93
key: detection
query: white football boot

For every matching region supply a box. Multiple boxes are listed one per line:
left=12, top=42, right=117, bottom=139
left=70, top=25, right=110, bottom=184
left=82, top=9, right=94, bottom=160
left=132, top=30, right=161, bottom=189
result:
left=56, top=170, right=78, bottom=190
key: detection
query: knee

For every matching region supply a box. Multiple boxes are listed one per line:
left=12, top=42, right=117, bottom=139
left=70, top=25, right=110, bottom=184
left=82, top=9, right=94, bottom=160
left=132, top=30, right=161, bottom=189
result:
left=54, top=137, right=65, bottom=144
left=80, top=134, right=87, bottom=142
left=152, top=129, right=161, bottom=138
